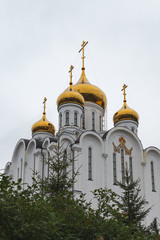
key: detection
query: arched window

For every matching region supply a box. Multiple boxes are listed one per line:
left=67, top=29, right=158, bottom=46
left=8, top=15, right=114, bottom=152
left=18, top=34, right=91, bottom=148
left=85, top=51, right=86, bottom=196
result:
left=151, top=161, right=155, bottom=191
left=99, top=116, right=102, bottom=131
left=20, top=158, right=23, bottom=179
left=129, top=156, right=133, bottom=182
left=59, top=113, right=62, bottom=128
left=121, top=149, right=125, bottom=184
left=82, top=112, right=85, bottom=129
left=80, top=114, right=83, bottom=129
left=17, top=168, right=19, bottom=181
left=113, top=153, right=117, bottom=184
left=63, top=150, right=67, bottom=175
left=131, top=127, right=135, bottom=133
left=92, top=112, right=95, bottom=130
left=74, top=112, right=78, bottom=126
left=88, top=147, right=92, bottom=180
left=65, top=112, right=69, bottom=125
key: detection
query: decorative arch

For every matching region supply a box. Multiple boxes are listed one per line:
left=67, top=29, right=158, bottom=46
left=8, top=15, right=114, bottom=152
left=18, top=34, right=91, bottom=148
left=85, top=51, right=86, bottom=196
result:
left=106, top=127, right=143, bottom=162
left=11, top=139, right=29, bottom=163
left=77, top=131, right=104, bottom=147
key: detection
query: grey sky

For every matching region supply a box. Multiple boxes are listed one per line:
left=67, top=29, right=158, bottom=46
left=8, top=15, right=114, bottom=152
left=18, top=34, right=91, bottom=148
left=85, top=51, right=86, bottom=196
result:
left=0, top=0, right=160, bottom=170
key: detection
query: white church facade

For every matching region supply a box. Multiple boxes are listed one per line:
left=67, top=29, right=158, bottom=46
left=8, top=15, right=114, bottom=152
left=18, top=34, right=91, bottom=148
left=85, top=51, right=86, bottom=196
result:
left=5, top=42, right=160, bottom=225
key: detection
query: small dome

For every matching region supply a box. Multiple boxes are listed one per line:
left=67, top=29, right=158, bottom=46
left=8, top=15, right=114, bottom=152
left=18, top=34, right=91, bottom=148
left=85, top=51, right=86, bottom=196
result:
left=113, top=103, right=139, bottom=125
left=57, top=88, right=85, bottom=107
left=32, top=114, right=55, bottom=135
left=113, top=84, right=139, bottom=125
left=72, top=70, right=107, bottom=110
left=32, top=97, right=55, bottom=135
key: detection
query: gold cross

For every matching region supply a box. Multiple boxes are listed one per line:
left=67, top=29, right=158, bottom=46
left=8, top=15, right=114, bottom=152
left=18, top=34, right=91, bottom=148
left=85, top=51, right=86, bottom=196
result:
left=121, top=84, right=128, bottom=103
left=78, top=41, right=88, bottom=70
left=43, top=97, right=47, bottom=114
left=69, top=65, right=74, bottom=90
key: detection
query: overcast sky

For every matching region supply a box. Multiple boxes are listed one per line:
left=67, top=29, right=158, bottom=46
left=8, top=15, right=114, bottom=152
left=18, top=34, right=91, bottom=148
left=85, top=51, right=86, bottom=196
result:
left=0, top=0, right=160, bottom=171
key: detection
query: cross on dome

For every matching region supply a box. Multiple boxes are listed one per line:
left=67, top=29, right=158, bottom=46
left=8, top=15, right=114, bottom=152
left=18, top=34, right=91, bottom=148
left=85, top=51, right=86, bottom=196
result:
left=69, top=65, right=74, bottom=90
left=43, top=97, right=47, bottom=115
left=121, top=84, right=128, bottom=106
left=78, top=41, right=88, bottom=70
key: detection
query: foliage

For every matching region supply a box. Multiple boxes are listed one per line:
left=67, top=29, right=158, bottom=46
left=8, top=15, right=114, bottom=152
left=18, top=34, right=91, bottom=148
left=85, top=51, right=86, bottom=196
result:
left=0, top=174, right=56, bottom=240
left=92, top=168, right=159, bottom=240
left=0, top=148, right=159, bottom=240
left=37, top=139, right=79, bottom=200
left=113, top=169, right=151, bottom=227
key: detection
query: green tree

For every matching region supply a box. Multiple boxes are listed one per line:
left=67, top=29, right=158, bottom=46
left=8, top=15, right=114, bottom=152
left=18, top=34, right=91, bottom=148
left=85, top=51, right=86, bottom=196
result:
left=39, top=137, right=79, bottom=200
left=92, top=169, right=158, bottom=240
left=0, top=174, right=57, bottom=240
left=113, top=169, right=151, bottom=227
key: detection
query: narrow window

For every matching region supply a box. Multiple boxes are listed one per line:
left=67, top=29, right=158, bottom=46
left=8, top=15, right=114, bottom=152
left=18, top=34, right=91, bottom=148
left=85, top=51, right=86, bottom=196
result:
left=151, top=162, right=155, bottom=191
left=88, top=147, right=92, bottom=180
left=17, top=168, right=19, bottom=181
left=113, top=153, right=117, bottom=184
left=82, top=112, right=85, bottom=129
left=92, top=112, right=95, bottom=130
left=80, top=114, right=83, bottom=129
left=121, top=149, right=125, bottom=184
left=131, top=127, right=135, bottom=133
left=59, top=113, right=62, bottom=128
left=33, top=155, right=36, bottom=176
left=20, top=159, right=23, bottom=179
left=48, top=158, right=50, bottom=178
left=99, top=116, right=102, bottom=131
left=74, top=112, right=78, bottom=126
left=129, top=156, right=133, bottom=182
left=63, top=150, right=67, bottom=175
left=65, top=112, right=69, bottom=125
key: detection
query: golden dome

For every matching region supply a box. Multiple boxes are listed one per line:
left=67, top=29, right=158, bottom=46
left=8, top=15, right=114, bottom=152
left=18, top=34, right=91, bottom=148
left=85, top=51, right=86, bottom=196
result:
left=57, top=65, right=85, bottom=107
left=32, top=98, right=55, bottom=135
left=57, top=88, right=85, bottom=107
left=113, top=84, right=139, bottom=125
left=72, top=70, right=107, bottom=109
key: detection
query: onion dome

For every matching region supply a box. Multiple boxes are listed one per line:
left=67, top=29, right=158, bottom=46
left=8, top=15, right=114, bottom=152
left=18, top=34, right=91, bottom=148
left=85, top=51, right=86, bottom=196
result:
left=113, top=84, right=139, bottom=125
left=57, top=65, right=85, bottom=107
left=72, top=69, right=107, bottom=109
left=32, top=97, right=55, bottom=135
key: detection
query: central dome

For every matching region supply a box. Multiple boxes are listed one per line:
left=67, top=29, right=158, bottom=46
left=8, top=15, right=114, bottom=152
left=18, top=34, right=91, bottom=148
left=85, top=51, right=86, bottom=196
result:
left=72, top=70, right=107, bottom=110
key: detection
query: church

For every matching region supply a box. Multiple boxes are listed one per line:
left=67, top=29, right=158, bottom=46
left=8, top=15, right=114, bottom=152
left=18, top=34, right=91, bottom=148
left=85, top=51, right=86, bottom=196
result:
left=4, top=41, right=160, bottom=225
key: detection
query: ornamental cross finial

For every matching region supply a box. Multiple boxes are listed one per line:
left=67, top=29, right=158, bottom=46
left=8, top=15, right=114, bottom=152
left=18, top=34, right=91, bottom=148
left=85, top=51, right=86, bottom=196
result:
left=78, top=41, right=88, bottom=70
left=43, top=97, right=47, bottom=115
left=69, top=65, right=74, bottom=90
left=121, top=84, right=128, bottom=104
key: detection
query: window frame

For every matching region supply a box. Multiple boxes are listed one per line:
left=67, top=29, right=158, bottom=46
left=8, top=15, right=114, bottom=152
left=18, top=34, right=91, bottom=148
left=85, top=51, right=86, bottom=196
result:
left=129, top=156, right=133, bottom=182
left=88, top=147, right=92, bottom=180
left=74, top=112, right=78, bottom=126
left=59, top=113, right=62, bottom=128
left=113, top=152, right=117, bottom=185
left=151, top=161, right=156, bottom=192
left=65, top=111, right=69, bottom=126
left=92, top=112, right=95, bottom=130
left=121, top=148, right=125, bottom=184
